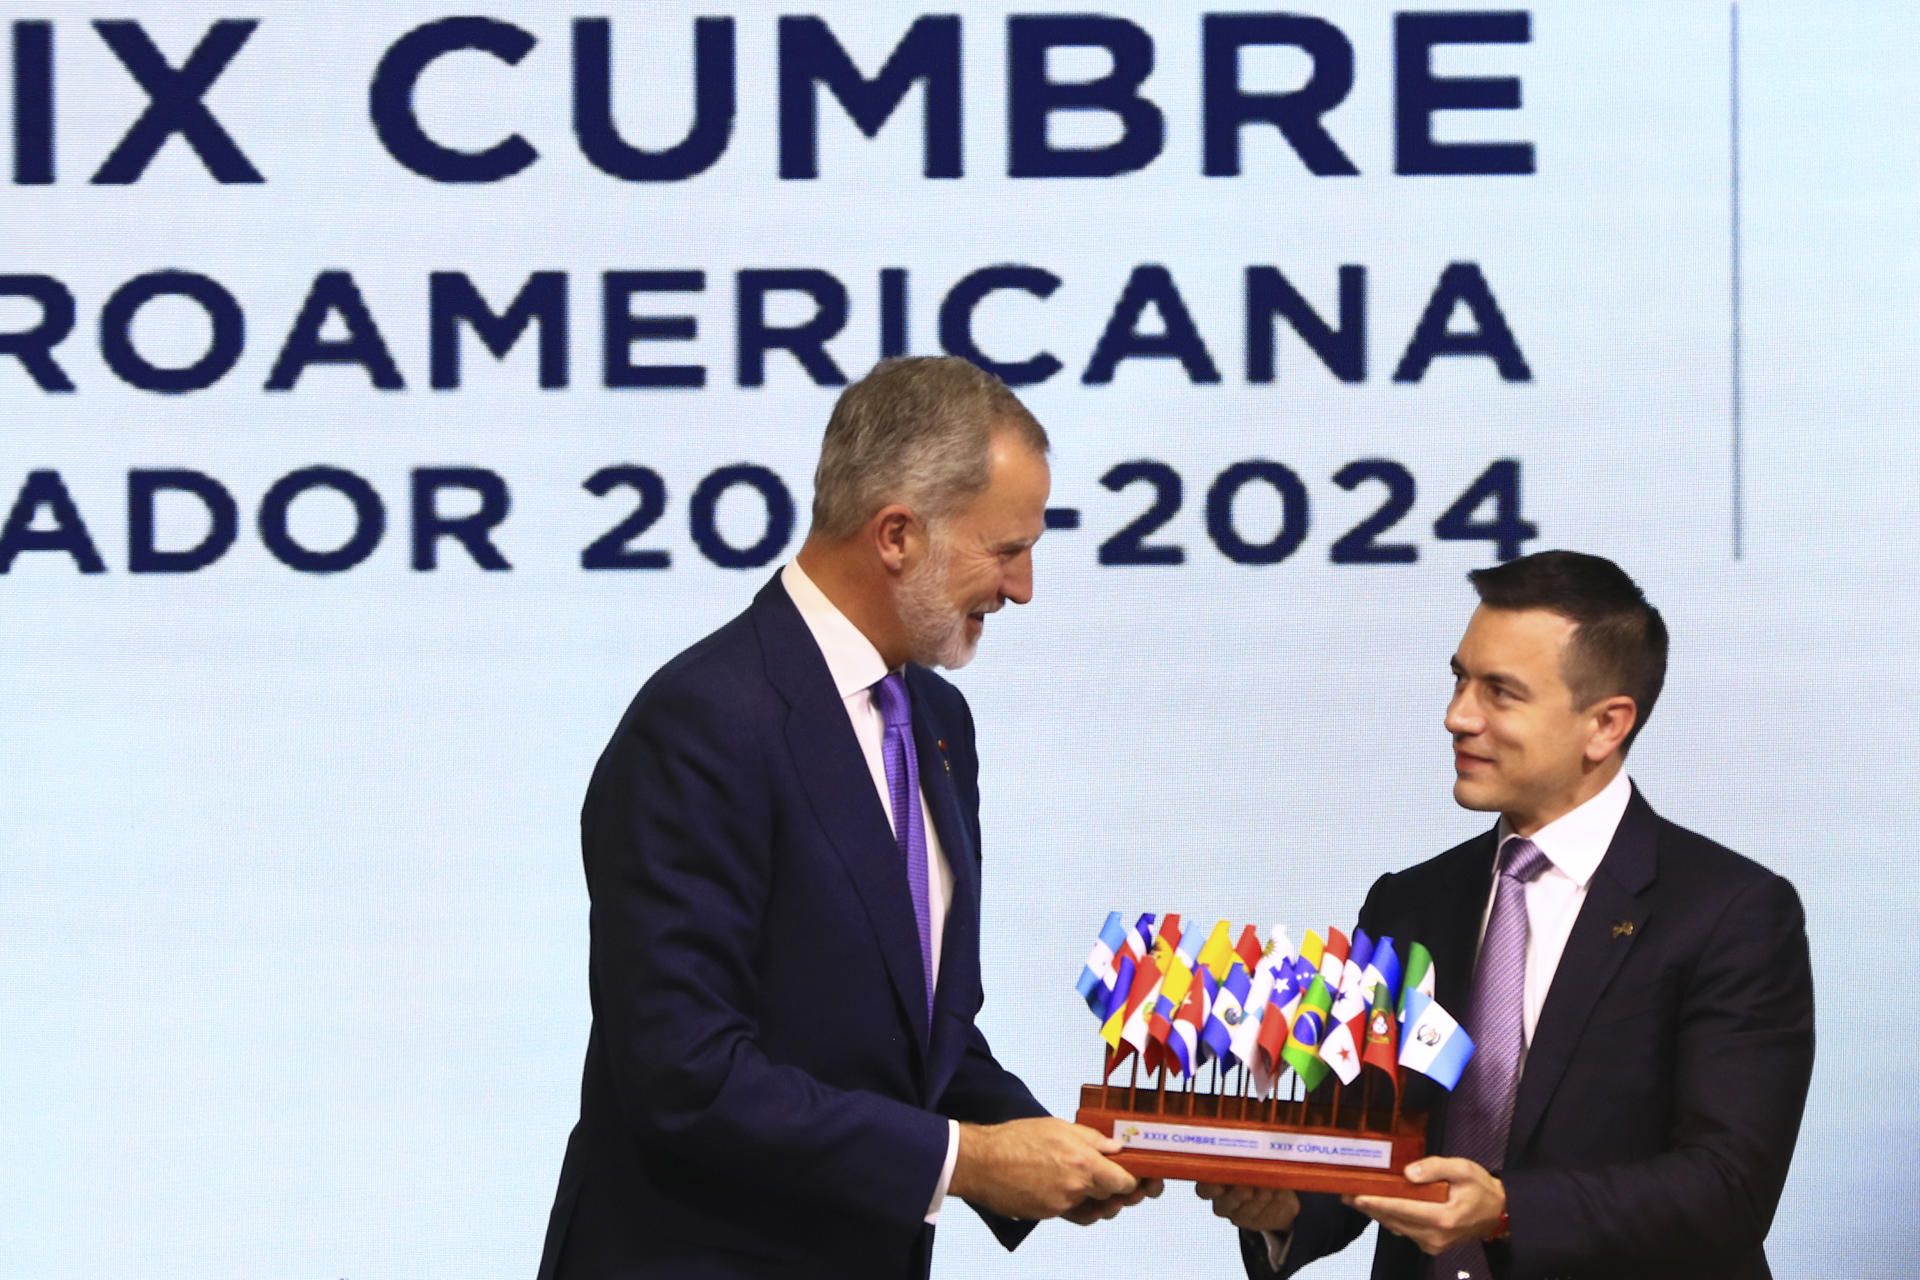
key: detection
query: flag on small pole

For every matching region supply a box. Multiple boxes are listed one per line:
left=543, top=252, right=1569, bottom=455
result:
left=1398, top=988, right=1474, bottom=1089
left=1318, top=929, right=1375, bottom=1085
left=1398, top=942, right=1435, bottom=1023
left=1196, top=920, right=1237, bottom=982
left=1280, top=975, right=1335, bottom=1093
left=1076, top=911, right=1128, bottom=1017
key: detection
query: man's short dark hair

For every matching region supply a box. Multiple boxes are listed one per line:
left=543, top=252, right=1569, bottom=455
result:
left=1468, top=550, right=1669, bottom=753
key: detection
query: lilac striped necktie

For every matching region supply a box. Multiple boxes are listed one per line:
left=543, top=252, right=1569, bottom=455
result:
left=872, top=672, right=934, bottom=1019
left=1434, top=835, right=1550, bottom=1280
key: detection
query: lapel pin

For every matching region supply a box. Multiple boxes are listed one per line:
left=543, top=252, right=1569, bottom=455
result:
left=1611, top=920, right=1635, bottom=939
left=937, top=739, right=946, bottom=751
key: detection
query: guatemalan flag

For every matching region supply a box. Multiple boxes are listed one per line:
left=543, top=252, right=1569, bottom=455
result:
left=1398, top=988, right=1475, bottom=1089
left=1076, top=912, right=1128, bottom=1017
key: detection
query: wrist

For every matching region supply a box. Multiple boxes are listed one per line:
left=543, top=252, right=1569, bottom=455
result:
left=1482, top=1177, right=1509, bottom=1242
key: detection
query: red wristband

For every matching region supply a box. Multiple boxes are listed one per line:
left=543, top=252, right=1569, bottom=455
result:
left=1484, top=1211, right=1510, bottom=1242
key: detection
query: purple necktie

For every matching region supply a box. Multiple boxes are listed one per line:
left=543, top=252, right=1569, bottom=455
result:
left=872, top=672, right=934, bottom=1020
left=1434, top=835, right=1550, bottom=1280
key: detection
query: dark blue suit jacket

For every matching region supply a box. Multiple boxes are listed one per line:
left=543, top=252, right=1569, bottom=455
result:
left=538, top=577, right=1047, bottom=1280
left=1242, top=787, right=1814, bottom=1280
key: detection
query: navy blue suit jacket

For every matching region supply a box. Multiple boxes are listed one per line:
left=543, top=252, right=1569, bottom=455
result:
left=1242, top=787, right=1814, bottom=1280
left=538, top=577, right=1046, bottom=1280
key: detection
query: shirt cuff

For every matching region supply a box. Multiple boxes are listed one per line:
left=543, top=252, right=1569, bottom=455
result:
left=925, top=1119, right=961, bottom=1223
left=1263, top=1227, right=1293, bottom=1272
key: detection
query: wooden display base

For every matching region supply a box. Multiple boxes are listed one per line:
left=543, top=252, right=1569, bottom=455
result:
left=1075, top=1084, right=1444, bottom=1202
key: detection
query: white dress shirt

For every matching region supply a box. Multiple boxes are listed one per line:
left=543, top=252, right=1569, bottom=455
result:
left=780, top=560, right=961, bottom=1222
left=1265, top=769, right=1634, bottom=1268
left=1481, top=766, right=1632, bottom=1059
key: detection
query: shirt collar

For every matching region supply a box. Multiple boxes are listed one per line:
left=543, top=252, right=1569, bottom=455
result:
left=1495, top=767, right=1632, bottom=888
left=781, top=559, right=891, bottom=701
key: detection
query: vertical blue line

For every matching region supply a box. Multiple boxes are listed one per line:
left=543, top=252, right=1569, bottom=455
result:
left=1730, top=4, right=1744, bottom=560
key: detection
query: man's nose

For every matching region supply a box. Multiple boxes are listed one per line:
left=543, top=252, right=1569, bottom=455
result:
left=1445, top=690, right=1480, bottom=736
left=1002, top=553, right=1033, bottom=605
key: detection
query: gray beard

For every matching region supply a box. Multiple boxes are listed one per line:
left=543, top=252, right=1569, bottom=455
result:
left=895, top=537, right=978, bottom=670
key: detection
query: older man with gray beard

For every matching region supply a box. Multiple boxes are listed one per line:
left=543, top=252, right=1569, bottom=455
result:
left=537, top=356, right=1157, bottom=1280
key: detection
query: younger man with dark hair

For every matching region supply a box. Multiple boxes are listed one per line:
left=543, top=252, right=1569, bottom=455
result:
left=1201, top=550, right=1815, bottom=1280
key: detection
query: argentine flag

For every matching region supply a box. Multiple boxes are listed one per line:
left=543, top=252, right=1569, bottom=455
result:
left=1398, top=988, right=1475, bottom=1090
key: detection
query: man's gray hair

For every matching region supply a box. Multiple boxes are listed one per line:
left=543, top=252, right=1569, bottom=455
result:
left=810, top=357, right=1049, bottom=539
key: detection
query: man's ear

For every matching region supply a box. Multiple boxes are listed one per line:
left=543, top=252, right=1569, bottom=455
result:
left=870, top=504, right=915, bottom=573
left=1585, top=696, right=1638, bottom=763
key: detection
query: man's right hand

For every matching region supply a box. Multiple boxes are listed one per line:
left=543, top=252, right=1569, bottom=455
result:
left=949, top=1118, right=1138, bottom=1220
left=1194, top=1182, right=1301, bottom=1232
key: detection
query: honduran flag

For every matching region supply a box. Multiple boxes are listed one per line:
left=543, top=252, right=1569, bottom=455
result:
left=1076, top=912, right=1129, bottom=1017
left=1168, top=964, right=1211, bottom=1077
left=1201, top=960, right=1248, bottom=1067
left=1280, top=974, right=1335, bottom=1092
left=1318, top=929, right=1376, bottom=1085
left=1399, top=988, right=1474, bottom=1089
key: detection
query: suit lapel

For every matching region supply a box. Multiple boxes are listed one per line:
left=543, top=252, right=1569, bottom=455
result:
left=1415, top=830, right=1498, bottom=1143
left=1429, top=830, right=1498, bottom=1018
left=1506, top=786, right=1659, bottom=1160
left=754, top=579, right=933, bottom=1050
left=908, top=666, right=977, bottom=1087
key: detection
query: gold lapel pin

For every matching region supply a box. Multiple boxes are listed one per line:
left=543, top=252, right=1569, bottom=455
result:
left=1611, top=921, right=1636, bottom=939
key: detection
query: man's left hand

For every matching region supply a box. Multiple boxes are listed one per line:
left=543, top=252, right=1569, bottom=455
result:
left=1062, top=1177, right=1164, bottom=1224
left=1346, top=1158, right=1505, bottom=1255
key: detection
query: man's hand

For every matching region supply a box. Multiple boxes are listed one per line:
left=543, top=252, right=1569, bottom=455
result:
left=1062, top=1177, right=1164, bottom=1225
left=1193, top=1182, right=1301, bottom=1232
left=949, top=1118, right=1139, bottom=1220
left=1346, top=1157, right=1506, bottom=1255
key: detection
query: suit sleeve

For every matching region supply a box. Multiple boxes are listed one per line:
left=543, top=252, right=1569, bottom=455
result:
left=585, top=678, right=950, bottom=1235
left=924, top=684, right=1052, bottom=1249
left=1501, top=871, right=1816, bottom=1275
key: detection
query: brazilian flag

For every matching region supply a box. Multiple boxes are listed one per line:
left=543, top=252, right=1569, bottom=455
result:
left=1280, top=974, right=1335, bottom=1091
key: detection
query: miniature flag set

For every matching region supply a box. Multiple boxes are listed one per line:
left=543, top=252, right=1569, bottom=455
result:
left=1072, top=912, right=1475, bottom=1200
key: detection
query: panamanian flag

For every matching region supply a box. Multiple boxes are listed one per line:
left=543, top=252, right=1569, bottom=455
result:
left=1318, top=929, right=1376, bottom=1084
